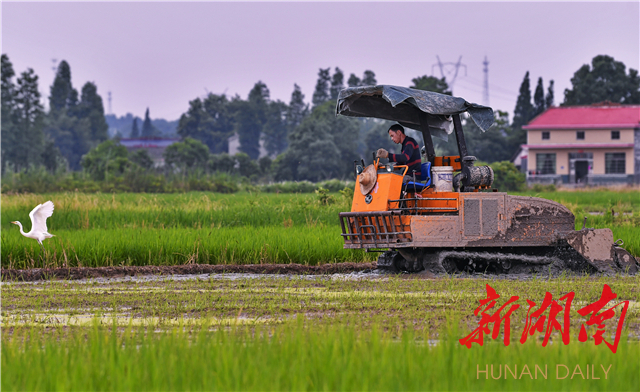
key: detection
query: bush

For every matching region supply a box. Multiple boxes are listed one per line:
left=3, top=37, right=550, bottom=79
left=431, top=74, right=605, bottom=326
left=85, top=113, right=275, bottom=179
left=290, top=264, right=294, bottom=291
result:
left=81, top=140, right=130, bottom=181
left=489, top=161, right=526, bottom=192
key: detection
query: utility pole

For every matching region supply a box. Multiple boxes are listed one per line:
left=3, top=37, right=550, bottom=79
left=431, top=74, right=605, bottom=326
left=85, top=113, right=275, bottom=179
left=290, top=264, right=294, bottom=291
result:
left=482, top=56, right=490, bottom=106
left=431, top=56, right=467, bottom=93
left=51, top=58, right=58, bottom=75
left=108, top=91, right=112, bottom=115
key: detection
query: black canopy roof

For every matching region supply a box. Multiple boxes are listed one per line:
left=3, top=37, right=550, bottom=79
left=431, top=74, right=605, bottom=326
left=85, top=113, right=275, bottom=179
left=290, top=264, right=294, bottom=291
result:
left=336, top=85, right=494, bottom=140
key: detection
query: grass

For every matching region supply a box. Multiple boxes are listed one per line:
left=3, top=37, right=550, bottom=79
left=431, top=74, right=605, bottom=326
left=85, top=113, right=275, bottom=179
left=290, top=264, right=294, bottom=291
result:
left=2, top=189, right=639, bottom=268
left=2, top=275, right=639, bottom=391
left=3, top=321, right=638, bottom=392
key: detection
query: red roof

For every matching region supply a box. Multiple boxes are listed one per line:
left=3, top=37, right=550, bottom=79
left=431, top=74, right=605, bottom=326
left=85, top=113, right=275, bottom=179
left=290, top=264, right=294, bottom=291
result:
left=523, top=105, right=640, bottom=129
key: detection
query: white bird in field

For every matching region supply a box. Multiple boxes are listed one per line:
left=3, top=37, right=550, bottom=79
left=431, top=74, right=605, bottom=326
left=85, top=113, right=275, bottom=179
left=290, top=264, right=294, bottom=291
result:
left=11, top=200, right=56, bottom=252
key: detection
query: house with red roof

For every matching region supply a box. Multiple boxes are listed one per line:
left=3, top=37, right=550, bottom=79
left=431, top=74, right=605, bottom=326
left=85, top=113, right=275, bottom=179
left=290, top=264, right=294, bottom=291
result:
left=521, top=104, right=640, bottom=185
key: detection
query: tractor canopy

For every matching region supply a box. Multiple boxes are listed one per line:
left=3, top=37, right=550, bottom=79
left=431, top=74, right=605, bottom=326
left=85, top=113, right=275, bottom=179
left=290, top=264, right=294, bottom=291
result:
left=336, top=85, right=494, bottom=140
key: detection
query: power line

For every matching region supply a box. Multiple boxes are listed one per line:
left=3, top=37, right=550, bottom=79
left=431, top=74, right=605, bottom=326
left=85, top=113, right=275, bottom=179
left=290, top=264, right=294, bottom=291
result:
left=432, top=56, right=467, bottom=92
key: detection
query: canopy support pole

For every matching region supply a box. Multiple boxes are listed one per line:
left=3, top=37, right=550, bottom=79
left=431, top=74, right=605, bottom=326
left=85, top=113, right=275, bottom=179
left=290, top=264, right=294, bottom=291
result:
left=419, top=113, right=436, bottom=164
left=452, top=114, right=468, bottom=158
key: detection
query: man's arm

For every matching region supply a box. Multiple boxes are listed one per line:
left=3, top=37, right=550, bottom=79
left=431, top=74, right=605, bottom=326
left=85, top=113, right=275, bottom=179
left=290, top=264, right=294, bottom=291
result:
left=389, top=140, right=418, bottom=163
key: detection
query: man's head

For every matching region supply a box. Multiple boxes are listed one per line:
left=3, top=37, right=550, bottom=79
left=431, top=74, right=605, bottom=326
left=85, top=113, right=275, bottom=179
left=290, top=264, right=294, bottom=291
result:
left=388, top=124, right=405, bottom=144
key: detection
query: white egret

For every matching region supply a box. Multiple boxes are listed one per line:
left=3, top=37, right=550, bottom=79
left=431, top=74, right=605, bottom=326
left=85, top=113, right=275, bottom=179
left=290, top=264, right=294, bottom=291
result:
left=11, top=200, right=56, bottom=252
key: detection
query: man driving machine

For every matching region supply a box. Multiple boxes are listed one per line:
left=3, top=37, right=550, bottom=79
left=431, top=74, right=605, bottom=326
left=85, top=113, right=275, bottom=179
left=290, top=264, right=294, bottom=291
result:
left=376, top=124, right=422, bottom=182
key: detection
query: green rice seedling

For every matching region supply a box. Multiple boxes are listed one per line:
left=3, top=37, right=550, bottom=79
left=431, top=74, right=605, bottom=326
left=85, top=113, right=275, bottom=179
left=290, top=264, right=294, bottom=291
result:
left=2, top=319, right=637, bottom=391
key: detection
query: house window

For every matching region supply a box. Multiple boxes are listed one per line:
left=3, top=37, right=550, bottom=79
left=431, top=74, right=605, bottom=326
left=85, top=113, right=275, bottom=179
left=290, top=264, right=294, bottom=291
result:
left=536, top=153, right=556, bottom=174
left=542, top=131, right=550, bottom=140
left=576, top=131, right=585, bottom=140
left=611, top=130, right=620, bottom=140
left=605, top=153, right=625, bottom=174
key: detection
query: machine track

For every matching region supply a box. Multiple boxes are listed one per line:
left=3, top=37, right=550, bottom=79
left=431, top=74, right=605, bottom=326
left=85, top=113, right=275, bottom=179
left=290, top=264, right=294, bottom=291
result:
left=378, top=245, right=638, bottom=275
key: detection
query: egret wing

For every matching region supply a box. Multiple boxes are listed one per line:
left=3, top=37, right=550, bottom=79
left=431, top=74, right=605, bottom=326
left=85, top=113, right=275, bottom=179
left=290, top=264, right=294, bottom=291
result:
left=29, top=201, right=54, bottom=234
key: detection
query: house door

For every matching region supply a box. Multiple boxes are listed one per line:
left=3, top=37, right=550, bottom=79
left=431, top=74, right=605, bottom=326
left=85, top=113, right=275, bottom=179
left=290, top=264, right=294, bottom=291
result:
left=575, top=161, right=589, bottom=183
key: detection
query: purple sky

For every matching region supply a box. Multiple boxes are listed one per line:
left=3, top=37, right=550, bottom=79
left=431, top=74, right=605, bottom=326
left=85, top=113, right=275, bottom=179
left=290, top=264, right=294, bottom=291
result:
left=3, top=2, right=639, bottom=122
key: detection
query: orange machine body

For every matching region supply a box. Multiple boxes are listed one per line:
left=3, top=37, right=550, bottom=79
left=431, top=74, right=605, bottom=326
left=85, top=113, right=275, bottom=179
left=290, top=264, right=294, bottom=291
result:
left=351, top=171, right=404, bottom=212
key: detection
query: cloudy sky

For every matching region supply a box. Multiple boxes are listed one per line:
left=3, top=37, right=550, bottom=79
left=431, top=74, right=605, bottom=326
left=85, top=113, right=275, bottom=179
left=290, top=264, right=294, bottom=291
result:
left=2, top=1, right=639, bottom=121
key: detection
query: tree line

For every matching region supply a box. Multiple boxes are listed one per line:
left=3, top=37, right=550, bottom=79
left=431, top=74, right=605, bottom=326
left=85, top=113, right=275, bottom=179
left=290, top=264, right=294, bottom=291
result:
left=2, top=53, right=638, bottom=187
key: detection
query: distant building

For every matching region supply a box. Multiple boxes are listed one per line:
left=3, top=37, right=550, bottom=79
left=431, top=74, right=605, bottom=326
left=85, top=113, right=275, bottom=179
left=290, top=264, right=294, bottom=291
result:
left=522, top=104, right=640, bottom=186
left=227, top=133, right=270, bottom=158
left=119, top=137, right=180, bottom=167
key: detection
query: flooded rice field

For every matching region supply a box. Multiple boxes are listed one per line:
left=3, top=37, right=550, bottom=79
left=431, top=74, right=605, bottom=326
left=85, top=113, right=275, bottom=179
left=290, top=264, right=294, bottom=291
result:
left=2, top=266, right=638, bottom=339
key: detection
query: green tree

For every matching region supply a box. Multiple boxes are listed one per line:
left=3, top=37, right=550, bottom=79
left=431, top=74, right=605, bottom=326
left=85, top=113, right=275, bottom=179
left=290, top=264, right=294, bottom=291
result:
left=163, top=137, right=210, bottom=172
left=81, top=140, right=130, bottom=181
left=362, top=70, right=377, bottom=86
left=545, top=80, right=555, bottom=108
left=177, top=93, right=234, bottom=153
left=276, top=101, right=359, bottom=181
left=312, top=68, right=331, bottom=107
left=1, top=54, right=17, bottom=172
left=287, top=83, right=308, bottom=130
left=9, top=69, right=46, bottom=171
left=489, top=161, right=526, bottom=191
left=233, top=81, right=270, bottom=159
left=464, top=111, right=522, bottom=163
left=330, top=67, right=344, bottom=100
left=364, top=121, right=396, bottom=156
left=347, top=73, right=361, bottom=87
left=512, top=71, right=534, bottom=129
left=234, top=152, right=260, bottom=178
left=48, top=60, right=78, bottom=115
left=410, top=75, right=451, bottom=94
left=75, top=82, right=109, bottom=142
left=131, top=118, right=140, bottom=138
left=141, top=108, right=157, bottom=137
left=533, top=77, right=545, bottom=117
left=130, top=149, right=154, bottom=170
left=44, top=112, right=89, bottom=170
left=262, top=100, right=289, bottom=156
left=563, top=55, right=640, bottom=105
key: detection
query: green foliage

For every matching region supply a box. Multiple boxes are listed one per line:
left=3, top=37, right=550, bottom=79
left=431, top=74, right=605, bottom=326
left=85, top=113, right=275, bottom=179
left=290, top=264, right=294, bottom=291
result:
left=533, top=77, right=545, bottom=117
left=362, top=70, right=377, bottom=86
left=363, top=120, right=396, bottom=157
left=314, top=186, right=334, bottom=205
left=434, top=111, right=523, bottom=164
left=1, top=54, right=17, bottom=172
left=410, top=75, right=451, bottom=94
left=563, top=54, right=640, bottom=105
left=330, top=67, right=344, bottom=100
left=287, top=83, right=308, bottom=130
left=312, top=67, right=331, bottom=107
left=209, top=153, right=236, bottom=174
left=177, top=93, right=233, bottom=153
left=48, top=60, right=78, bottom=114
left=141, top=107, right=158, bottom=137
left=41, top=61, right=109, bottom=170
left=3, top=67, right=46, bottom=171
left=163, top=137, right=210, bottom=172
left=512, top=71, right=534, bottom=129
left=261, top=99, right=289, bottom=156
left=75, top=82, right=109, bottom=142
left=234, top=152, right=259, bottom=178
left=129, top=149, right=154, bottom=170
left=347, top=73, right=361, bottom=87
left=81, top=140, right=130, bottom=181
left=279, top=101, right=359, bottom=182
left=489, top=161, right=526, bottom=192
left=130, top=117, right=140, bottom=138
